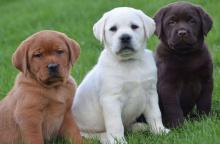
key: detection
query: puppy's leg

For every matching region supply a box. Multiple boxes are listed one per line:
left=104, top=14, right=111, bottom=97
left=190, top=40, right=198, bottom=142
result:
left=100, top=97, right=127, bottom=144
left=144, top=85, right=170, bottom=134
left=197, top=77, right=213, bottom=114
left=15, top=110, right=44, bottom=144
left=59, top=110, right=82, bottom=144
left=158, top=80, right=184, bottom=128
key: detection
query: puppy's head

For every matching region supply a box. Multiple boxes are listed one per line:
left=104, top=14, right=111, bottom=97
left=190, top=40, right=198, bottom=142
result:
left=93, top=7, right=155, bottom=60
left=12, top=30, right=80, bottom=87
left=154, top=2, right=212, bottom=52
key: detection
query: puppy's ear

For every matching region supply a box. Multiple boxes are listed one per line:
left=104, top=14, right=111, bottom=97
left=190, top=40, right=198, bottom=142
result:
left=65, top=36, right=80, bottom=66
left=137, top=10, right=155, bottom=39
left=196, top=6, right=213, bottom=36
left=12, top=39, right=30, bottom=75
left=93, top=13, right=109, bottom=43
left=153, top=7, right=167, bottom=38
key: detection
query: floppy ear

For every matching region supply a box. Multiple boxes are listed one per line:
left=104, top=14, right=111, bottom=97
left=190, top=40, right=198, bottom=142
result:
left=153, top=7, right=167, bottom=38
left=65, top=36, right=80, bottom=66
left=12, top=39, right=30, bottom=75
left=93, top=12, right=109, bottom=43
left=196, top=6, right=213, bottom=36
left=136, top=10, right=156, bottom=39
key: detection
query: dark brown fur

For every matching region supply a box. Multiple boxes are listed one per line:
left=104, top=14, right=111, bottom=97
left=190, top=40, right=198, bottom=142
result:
left=154, top=2, right=213, bottom=128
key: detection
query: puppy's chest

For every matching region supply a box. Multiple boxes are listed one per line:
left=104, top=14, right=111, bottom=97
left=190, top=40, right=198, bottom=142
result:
left=43, top=92, right=68, bottom=139
left=119, top=70, right=153, bottom=114
left=120, top=79, right=151, bottom=125
left=122, top=79, right=149, bottom=95
left=103, top=61, right=156, bottom=122
left=120, top=66, right=153, bottom=94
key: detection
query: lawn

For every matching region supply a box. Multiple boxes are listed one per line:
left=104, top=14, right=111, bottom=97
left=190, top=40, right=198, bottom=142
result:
left=0, top=0, right=220, bottom=143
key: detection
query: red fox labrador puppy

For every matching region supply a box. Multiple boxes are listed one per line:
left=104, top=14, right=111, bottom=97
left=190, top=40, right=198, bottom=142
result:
left=0, top=30, right=82, bottom=144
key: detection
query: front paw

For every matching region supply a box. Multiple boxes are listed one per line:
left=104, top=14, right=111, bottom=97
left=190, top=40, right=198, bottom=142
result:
left=160, top=128, right=170, bottom=134
left=101, top=135, right=127, bottom=144
left=151, top=126, right=170, bottom=134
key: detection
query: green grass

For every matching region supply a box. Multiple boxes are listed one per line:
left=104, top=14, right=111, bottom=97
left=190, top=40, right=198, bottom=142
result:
left=0, top=0, right=220, bottom=143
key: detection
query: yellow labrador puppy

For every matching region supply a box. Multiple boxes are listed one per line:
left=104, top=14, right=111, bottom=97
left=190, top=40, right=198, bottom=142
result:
left=72, top=7, right=169, bottom=144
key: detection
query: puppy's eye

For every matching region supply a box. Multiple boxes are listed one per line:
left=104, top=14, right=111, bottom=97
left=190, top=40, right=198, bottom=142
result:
left=188, top=19, right=196, bottom=24
left=168, top=20, right=176, bottom=25
left=33, top=53, right=43, bottom=58
left=56, top=49, right=64, bottom=55
left=131, top=24, right=139, bottom=30
left=109, top=26, right=117, bottom=32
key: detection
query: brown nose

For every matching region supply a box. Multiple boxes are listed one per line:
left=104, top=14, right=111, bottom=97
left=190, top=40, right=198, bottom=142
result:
left=48, top=63, right=59, bottom=73
left=177, top=30, right=187, bottom=37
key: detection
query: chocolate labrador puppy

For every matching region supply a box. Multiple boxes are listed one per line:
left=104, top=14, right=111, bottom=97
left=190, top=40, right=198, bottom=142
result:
left=154, top=2, right=213, bottom=128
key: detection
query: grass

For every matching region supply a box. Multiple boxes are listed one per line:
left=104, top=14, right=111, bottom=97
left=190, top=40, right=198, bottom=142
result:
left=0, top=0, right=220, bottom=143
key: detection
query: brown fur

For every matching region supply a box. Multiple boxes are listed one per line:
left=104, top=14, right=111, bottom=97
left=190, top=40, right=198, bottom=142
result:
left=154, top=2, right=213, bottom=128
left=0, top=30, right=82, bottom=144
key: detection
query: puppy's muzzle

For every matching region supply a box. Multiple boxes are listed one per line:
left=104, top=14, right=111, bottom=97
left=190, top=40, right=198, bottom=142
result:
left=117, top=34, right=135, bottom=56
left=48, top=63, right=59, bottom=75
left=177, top=29, right=189, bottom=39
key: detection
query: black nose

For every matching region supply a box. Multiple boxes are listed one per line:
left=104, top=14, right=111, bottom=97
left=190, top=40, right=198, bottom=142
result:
left=177, top=30, right=187, bottom=37
left=120, top=34, right=131, bottom=43
left=48, top=63, right=59, bottom=73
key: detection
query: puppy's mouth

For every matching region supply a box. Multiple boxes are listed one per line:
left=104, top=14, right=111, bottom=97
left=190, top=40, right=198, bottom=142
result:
left=168, top=40, right=197, bottom=54
left=43, top=76, right=64, bottom=85
left=116, top=45, right=135, bottom=57
left=173, top=35, right=197, bottom=46
left=178, top=38, right=195, bottom=45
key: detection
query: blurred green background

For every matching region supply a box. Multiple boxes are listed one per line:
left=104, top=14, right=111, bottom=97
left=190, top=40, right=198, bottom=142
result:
left=0, top=0, right=220, bottom=143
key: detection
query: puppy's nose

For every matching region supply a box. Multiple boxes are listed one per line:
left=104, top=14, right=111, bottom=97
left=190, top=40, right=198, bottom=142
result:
left=177, top=30, right=187, bottom=37
left=120, top=34, right=131, bottom=43
left=48, top=63, right=59, bottom=73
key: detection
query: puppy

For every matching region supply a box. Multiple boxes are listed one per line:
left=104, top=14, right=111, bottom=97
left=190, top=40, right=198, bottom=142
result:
left=154, top=2, right=213, bottom=128
left=0, top=30, right=82, bottom=144
left=72, top=7, right=169, bottom=144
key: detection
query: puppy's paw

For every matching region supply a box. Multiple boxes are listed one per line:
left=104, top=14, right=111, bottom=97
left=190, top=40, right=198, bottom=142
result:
left=129, top=122, right=149, bottom=132
left=160, top=128, right=170, bottom=134
left=115, top=137, right=127, bottom=144
left=151, top=126, right=170, bottom=134
left=101, top=135, right=127, bottom=144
